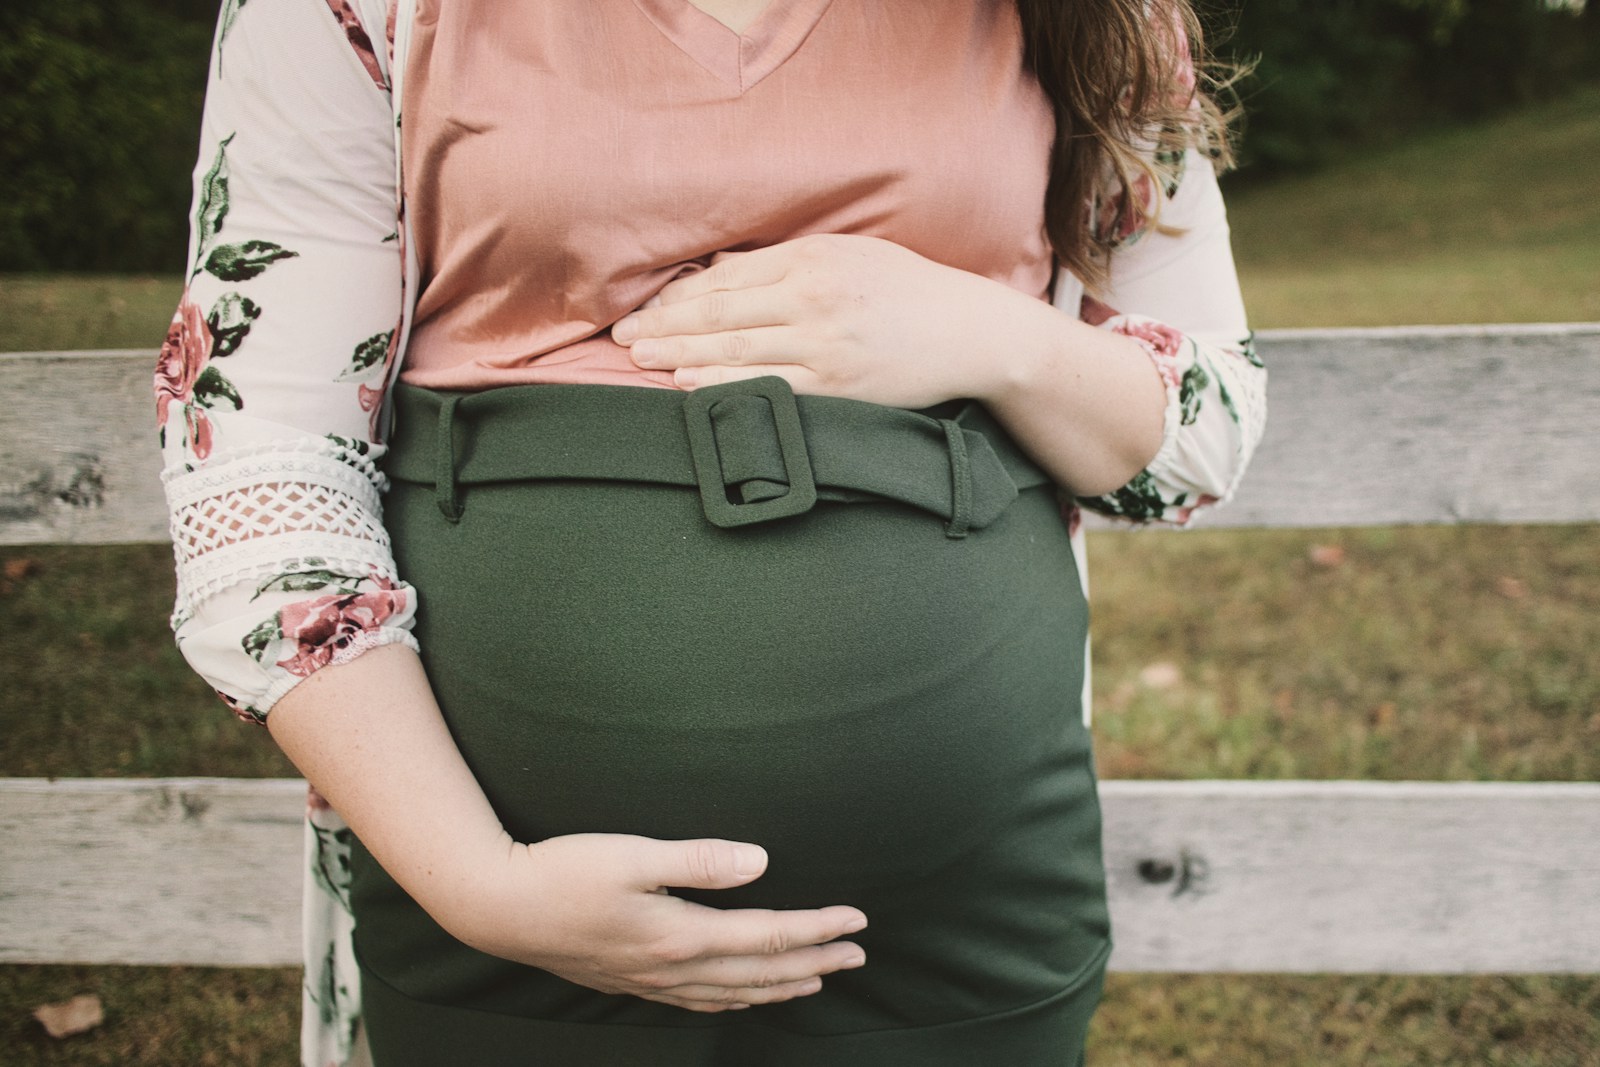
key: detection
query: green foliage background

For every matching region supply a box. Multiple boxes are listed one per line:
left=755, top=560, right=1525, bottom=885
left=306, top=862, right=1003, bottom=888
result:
left=1216, top=0, right=1600, bottom=172
left=0, top=0, right=1596, bottom=272
left=0, top=1, right=214, bottom=272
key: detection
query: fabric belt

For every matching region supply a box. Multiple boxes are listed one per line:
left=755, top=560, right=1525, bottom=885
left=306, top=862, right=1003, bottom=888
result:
left=384, top=377, right=1052, bottom=538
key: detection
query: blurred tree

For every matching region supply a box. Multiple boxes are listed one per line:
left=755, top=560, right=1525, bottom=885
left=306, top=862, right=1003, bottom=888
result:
left=0, top=1, right=212, bottom=271
left=0, top=0, right=1594, bottom=269
left=1209, top=0, right=1599, bottom=173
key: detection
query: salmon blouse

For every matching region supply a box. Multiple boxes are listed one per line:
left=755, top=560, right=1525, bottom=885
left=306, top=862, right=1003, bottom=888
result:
left=399, top=0, right=1057, bottom=389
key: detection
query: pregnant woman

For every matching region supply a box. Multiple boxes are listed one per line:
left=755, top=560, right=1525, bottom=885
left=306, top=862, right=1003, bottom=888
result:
left=156, top=1, right=1265, bottom=1063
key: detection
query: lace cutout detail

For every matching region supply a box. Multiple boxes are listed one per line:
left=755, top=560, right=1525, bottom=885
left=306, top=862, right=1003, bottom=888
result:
left=163, top=438, right=399, bottom=614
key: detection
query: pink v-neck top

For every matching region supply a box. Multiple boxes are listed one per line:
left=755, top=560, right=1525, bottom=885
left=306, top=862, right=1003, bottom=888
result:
left=399, top=0, right=1056, bottom=390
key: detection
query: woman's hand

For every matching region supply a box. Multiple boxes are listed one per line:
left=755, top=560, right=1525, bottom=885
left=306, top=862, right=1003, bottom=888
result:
left=447, top=832, right=868, bottom=1013
left=612, top=233, right=1054, bottom=409
left=270, top=645, right=866, bottom=1016
left=612, top=232, right=1168, bottom=496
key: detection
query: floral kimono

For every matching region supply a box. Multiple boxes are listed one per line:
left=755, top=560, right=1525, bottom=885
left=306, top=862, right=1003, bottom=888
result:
left=156, top=1, right=1266, bottom=1063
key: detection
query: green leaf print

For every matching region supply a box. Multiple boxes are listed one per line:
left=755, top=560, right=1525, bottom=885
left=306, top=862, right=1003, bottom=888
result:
left=1087, top=470, right=1183, bottom=524
left=337, top=331, right=393, bottom=382
left=1241, top=332, right=1264, bottom=369
left=1217, top=375, right=1239, bottom=424
left=204, top=240, right=299, bottom=282
left=207, top=292, right=261, bottom=358
left=1179, top=364, right=1210, bottom=426
left=217, top=0, right=249, bottom=72
left=194, top=134, right=235, bottom=270
left=325, top=434, right=372, bottom=457
left=192, top=365, right=243, bottom=410
left=241, top=615, right=280, bottom=664
left=252, top=570, right=365, bottom=601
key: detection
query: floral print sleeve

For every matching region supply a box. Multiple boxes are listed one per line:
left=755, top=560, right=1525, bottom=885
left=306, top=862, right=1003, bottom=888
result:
left=157, top=0, right=416, bottom=724
left=160, top=4, right=407, bottom=1064
left=1064, top=145, right=1266, bottom=526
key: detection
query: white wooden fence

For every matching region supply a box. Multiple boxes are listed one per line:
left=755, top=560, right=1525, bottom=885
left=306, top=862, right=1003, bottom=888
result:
left=3, top=325, right=1599, bottom=973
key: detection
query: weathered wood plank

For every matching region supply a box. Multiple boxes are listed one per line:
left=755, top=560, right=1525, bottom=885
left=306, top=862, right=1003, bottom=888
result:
left=1102, top=780, right=1600, bottom=974
left=0, top=350, right=169, bottom=545
left=4, top=325, right=1600, bottom=544
left=0, top=778, right=305, bottom=967
left=3, top=778, right=1596, bottom=971
left=1206, top=324, right=1600, bottom=529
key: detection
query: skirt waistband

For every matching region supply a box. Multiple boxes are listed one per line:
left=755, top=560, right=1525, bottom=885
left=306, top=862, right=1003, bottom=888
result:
left=384, top=377, right=1052, bottom=537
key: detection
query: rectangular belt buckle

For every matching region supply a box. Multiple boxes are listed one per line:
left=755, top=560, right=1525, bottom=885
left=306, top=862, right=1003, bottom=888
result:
left=682, top=376, right=818, bottom=528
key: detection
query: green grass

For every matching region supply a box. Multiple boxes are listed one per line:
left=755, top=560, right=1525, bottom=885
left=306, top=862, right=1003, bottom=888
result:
left=4, top=87, right=1599, bottom=1065
left=1227, top=83, right=1600, bottom=328
left=0, top=274, right=180, bottom=353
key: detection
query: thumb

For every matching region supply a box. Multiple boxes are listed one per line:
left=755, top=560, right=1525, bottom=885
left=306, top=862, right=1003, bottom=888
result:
left=637, top=838, right=769, bottom=891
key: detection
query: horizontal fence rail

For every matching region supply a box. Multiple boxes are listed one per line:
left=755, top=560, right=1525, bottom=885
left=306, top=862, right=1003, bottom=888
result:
left=2, top=778, right=1597, bottom=973
left=3, top=326, right=1597, bottom=978
left=3, top=324, right=1600, bottom=545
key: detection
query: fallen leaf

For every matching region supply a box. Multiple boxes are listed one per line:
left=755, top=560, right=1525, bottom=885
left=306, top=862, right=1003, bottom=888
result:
left=32, top=994, right=104, bottom=1039
left=1308, top=544, right=1345, bottom=568
left=1370, top=702, right=1397, bottom=728
left=3, top=557, right=38, bottom=581
left=1496, top=576, right=1528, bottom=600
left=1138, top=662, right=1183, bottom=690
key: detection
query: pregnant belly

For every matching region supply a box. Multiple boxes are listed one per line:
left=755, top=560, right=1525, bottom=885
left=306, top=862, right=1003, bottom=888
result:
left=393, top=478, right=1089, bottom=907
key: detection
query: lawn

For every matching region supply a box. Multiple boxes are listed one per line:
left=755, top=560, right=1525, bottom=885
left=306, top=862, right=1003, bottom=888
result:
left=2, top=86, right=1598, bottom=1065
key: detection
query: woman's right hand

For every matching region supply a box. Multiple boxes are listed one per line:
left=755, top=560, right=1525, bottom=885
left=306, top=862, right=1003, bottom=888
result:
left=270, top=646, right=864, bottom=1012
left=441, top=832, right=868, bottom=1012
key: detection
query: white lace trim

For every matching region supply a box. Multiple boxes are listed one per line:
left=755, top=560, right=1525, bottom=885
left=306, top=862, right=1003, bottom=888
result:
left=163, top=438, right=399, bottom=615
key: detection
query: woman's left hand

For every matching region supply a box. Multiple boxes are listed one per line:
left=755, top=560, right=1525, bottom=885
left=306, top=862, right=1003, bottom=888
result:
left=611, top=234, right=1051, bottom=408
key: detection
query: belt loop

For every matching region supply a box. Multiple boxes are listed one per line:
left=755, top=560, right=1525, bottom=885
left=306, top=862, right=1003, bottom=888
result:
left=940, top=418, right=972, bottom=539
left=435, top=393, right=463, bottom=524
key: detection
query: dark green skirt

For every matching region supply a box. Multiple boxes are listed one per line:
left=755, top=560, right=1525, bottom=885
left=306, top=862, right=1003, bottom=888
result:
left=352, top=379, right=1110, bottom=1065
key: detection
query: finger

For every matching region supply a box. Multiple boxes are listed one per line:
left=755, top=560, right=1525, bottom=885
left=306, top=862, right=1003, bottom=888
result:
left=629, top=326, right=797, bottom=370
left=673, top=903, right=868, bottom=960
left=632, top=837, right=770, bottom=892
left=613, top=284, right=791, bottom=344
left=655, top=246, right=794, bottom=305
left=655, top=975, right=827, bottom=1009
left=665, top=941, right=867, bottom=991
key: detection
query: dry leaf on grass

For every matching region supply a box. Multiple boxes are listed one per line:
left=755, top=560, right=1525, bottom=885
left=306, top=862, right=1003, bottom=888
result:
left=1308, top=544, right=1346, bottom=568
left=32, top=993, right=104, bottom=1038
left=1495, top=576, right=1528, bottom=600
left=1138, top=662, right=1183, bottom=690
left=0, top=556, right=40, bottom=595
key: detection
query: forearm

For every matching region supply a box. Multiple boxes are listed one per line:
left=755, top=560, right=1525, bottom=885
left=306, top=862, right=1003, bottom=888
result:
left=268, top=643, right=509, bottom=922
left=977, top=291, right=1168, bottom=497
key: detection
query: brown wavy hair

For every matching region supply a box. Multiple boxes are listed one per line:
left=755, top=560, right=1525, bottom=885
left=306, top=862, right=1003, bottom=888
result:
left=1013, top=0, right=1238, bottom=292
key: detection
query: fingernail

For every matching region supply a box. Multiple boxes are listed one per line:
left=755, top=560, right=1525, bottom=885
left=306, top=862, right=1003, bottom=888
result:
left=729, top=1003, right=752, bottom=1011
left=674, top=367, right=699, bottom=389
left=843, top=916, right=867, bottom=933
left=842, top=953, right=866, bottom=969
left=612, top=316, right=638, bottom=343
left=733, top=845, right=766, bottom=878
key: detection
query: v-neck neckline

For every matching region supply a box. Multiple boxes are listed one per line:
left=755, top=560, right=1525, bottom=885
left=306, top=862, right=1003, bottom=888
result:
left=632, top=0, right=837, bottom=93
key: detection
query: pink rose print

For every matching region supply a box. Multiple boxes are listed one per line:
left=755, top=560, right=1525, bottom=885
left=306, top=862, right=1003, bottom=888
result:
left=275, top=577, right=407, bottom=679
left=1167, top=493, right=1219, bottom=526
left=154, top=293, right=217, bottom=459
left=1111, top=317, right=1187, bottom=387
left=324, top=0, right=387, bottom=89
left=218, top=690, right=258, bottom=724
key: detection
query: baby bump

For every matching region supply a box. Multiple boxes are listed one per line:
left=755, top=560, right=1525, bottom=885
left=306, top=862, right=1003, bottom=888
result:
left=387, top=476, right=1090, bottom=907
